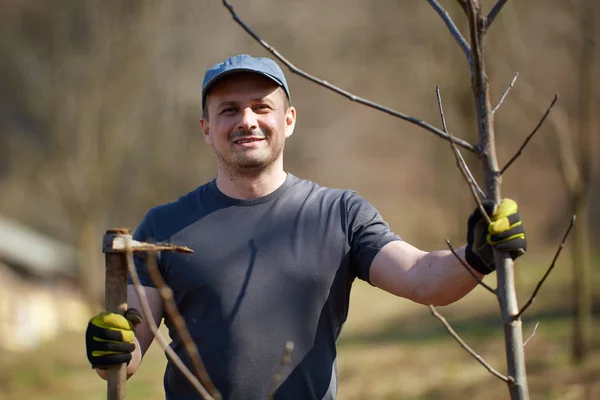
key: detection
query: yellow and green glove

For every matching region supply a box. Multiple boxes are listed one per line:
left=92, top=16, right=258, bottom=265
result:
left=85, top=308, right=143, bottom=369
left=465, top=198, right=526, bottom=275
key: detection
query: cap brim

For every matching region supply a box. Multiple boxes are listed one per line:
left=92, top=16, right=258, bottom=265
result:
left=202, top=68, right=287, bottom=108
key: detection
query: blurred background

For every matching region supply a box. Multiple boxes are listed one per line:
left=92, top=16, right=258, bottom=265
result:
left=0, top=0, right=598, bottom=399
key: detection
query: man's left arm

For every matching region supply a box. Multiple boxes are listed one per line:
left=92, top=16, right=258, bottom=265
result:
left=370, top=241, right=479, bottom=306
left=370, top=199, right=526, bottom=306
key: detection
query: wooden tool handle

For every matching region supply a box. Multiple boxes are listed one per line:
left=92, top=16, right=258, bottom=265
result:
left=104, top=228, right=130, bottom=400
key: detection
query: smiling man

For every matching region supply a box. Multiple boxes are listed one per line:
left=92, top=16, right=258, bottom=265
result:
left=200, top=61, right=295, bottom=199
left=85, top=54, right=527, bottom=400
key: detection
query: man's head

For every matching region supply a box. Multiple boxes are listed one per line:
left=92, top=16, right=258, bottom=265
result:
left=201, top=54, right=291, bottom=117
left=200, top=55, right=296, bottom=176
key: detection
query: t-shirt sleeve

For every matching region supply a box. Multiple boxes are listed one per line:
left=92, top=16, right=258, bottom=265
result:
left=127, top=208, right=161, bottom=288
left=345, top=191, right=401, bottom=283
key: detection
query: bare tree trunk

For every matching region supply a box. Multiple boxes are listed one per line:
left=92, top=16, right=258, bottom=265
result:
left=466, top=3, right=529, bottom=398
left=571, top=0, right=595, bottom=362
left=572, top=192, right=592, bottom=362
left=76, top=214, right=106, bottom=307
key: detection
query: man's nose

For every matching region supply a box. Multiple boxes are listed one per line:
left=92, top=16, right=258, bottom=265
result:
left=237, top=107, right=258, bottom=131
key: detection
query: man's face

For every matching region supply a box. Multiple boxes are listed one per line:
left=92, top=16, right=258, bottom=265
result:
left=200, top=73, right=296, bottom=175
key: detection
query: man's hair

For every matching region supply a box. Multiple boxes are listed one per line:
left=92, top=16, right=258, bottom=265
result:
left=202, top=86, right=291, bottom=121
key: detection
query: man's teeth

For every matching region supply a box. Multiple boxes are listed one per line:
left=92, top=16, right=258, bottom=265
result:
left=236, top=138, right=262, bottom=144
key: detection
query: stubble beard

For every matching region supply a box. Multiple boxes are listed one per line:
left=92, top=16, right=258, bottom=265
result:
left=216, top=132, right=285, bottom=178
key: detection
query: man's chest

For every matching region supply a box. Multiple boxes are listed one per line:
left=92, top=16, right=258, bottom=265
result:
left=159, top=203, right=351, bottom=314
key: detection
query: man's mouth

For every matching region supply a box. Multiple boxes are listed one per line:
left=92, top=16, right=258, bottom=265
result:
left=233, top=137, right=265, bottom=145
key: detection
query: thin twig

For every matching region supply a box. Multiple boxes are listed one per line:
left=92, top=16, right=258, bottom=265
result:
left=426, top=0, right=472, bottom=61
left=435, top=86, right=489, bottom=224
left=145, top=252, right=222, bottom=400
left=266, top=341, right=294, bottom=400
left=523, top=322, right=539, bottom=347
left=124, top=243, right=215, bottom=400
left=515, top=215, right=576, bottom=319
left=462, top=160, right=485, bottom=200
left=436, top=85, right=485, bottom=200
left=446, top=239, right=496, bottom=295
left=429, top=305, right=512, bottom=383
left=485, top=0, right=509, bottom=30
left=492, top=72, right=519, bottom=115
left=500, top=94, right=559, bottom=174
left=221, top=0, right=476, bottom=153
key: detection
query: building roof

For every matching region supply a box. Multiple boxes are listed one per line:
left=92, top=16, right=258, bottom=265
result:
left=0, top=215, right=78, bottom=278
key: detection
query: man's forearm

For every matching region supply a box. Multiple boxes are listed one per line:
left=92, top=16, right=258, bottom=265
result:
left=412, top=246, right=484, bottom=306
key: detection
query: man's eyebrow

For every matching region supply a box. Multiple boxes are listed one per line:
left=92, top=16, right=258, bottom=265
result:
left=215, top=97, right=275, bottom=109
left=253, top=97, right=275, bottom=105
left=216, top=100, right=238, bottom=108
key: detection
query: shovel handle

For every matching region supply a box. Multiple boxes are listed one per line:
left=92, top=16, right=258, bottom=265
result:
left=104, top=228, right=130, bottom=400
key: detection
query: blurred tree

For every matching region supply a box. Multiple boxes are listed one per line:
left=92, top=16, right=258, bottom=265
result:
left=513, top=0, right=597, bottom=364
left=36, top=2, right=163, bottom=305
left=565, top=0, right=596, bottom=363
left=0, top=1, right=213, bottom=305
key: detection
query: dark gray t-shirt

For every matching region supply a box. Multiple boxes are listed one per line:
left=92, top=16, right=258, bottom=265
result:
left=131, top=174, right=400, bottom=400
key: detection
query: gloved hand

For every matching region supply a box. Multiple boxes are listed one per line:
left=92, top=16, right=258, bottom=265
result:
left=86, top=308, right=143, bottom=369
left=465, top=198, right=526, bottom=275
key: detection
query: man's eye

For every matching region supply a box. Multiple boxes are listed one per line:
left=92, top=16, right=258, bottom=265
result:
left=255, top=105, right=271, bottom=112
left=220, top=107, right=237, bottom=114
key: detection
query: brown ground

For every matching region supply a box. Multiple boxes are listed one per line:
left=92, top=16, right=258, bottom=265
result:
left=1, top=259, right=599, bottom=400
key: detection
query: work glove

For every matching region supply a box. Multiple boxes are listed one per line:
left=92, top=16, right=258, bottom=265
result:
left=465, top=198, right=526, bottom=275
left=86, top=308, right=143, bottom=369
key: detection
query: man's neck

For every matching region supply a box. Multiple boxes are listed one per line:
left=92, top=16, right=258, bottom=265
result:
left=215, top=165, right=288, bottom=200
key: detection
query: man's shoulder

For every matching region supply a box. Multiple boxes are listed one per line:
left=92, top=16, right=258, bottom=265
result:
left=289, top=174, right=357, bottom=200
left=135, top=181, right=215, bottom=241
left=290, top=176, right=382, bottom=221
left=149, top=181, right=211, bottom=217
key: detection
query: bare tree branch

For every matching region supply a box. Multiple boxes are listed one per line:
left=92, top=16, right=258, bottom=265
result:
left=500, top=94, right=559, bottom=174
left=514, top=81, right=580, bottom=192
left=523, top=322, right=539, bottom=347
left=426, top=0, right=472, bottom=62
left=435, top=85, right=484, bottom=198
left=145, top=252, right=222, bottom=400
left=435, top=86, right=489, bottom=223
left=221, top=0, right=477, bottom=153
left=446, top=239, right=496, bottom=295
left=125, top=247, right=215, bottom=400
left=266, top=341, right=295, bottom=400
left=429, top=305, right=512, bottom=383
left=461, top=156, right=486, bottom=201
left=492, top=72, right=519, bottom=115
left=485, top=0, right=509, bottom=30
left=515, top=215, right=576, bottom=319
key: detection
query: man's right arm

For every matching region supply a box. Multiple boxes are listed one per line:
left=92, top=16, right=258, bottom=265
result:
left=96, top=285, right=164, bottom=380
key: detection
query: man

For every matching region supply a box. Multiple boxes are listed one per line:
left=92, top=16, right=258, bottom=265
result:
left=86, top=54, right=526, bottom=399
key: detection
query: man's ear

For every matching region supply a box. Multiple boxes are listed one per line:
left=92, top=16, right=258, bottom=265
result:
left=200, top=117, right=211, bottom=145
left=284, top=106, right=296, bottom=138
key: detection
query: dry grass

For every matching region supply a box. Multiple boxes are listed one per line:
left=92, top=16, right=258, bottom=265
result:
left=1, top=258, right=599, bottom=400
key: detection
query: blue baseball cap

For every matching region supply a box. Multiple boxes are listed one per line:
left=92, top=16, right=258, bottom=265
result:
left=202, top=54, right=291, bottom=109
